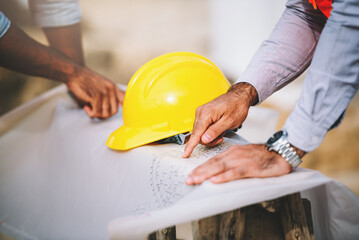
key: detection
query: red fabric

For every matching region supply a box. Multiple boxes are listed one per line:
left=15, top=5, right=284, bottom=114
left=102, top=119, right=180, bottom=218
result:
left=308, top=0, right=333, bottom=18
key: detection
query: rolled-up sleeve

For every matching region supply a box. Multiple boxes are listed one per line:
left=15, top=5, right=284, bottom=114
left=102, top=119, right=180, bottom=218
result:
left=0, top=11, right=11, bottom=38
left=235, top=0, right=327, bottom=103
left=29, top=0, right=82, bottom=27
left=284, top=0, right=359, bottom=152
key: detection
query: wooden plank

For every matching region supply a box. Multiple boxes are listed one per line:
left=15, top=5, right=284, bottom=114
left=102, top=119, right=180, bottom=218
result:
left=192, top=214, right=220, bottom=240
left=279, top=193, right=311, bottom=240
left=150, top=192, right=314, bottom=240
left=302, top=198, right=315, bottom=240
left=219, top=208, right=245, bottom=240
left=149, top=226, right=176, bottom=240
left=244, top=203, right=283, bottom=240
left=258, top=198, right=282, bottom=213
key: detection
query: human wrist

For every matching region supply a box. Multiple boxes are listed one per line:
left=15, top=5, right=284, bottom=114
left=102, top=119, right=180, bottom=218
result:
left=49, top=57, right=83, bottom=85
left=290, top=144, right=306, bottom=158
left=227, top=82, right=259, bottom=107
left=43, top=23, right=85, bottom=66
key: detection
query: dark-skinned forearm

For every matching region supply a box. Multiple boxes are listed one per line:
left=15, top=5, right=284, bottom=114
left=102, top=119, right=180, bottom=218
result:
left=0, top=24, right=80, bottom=84
left=43, top=23, right=85, bottom=66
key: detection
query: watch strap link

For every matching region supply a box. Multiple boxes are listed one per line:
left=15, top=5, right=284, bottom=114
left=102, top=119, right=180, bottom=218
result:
left=274, top=142, right=302, bottom=169
left=266, top=137, right=302, bottom=170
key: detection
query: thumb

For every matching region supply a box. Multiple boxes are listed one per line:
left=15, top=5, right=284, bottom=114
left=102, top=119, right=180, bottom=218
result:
left=84, top=105, right=94, bottom=118
left=201, top=118, right=232, bottom=144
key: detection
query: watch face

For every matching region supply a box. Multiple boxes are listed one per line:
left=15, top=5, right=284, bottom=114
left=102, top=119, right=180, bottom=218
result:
left=267, top=130, right=284, bottom=145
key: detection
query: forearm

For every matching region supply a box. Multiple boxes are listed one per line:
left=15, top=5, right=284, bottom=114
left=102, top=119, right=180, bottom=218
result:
left=236, top=0, right=327, bottom=103
left=0, top=24, right=80, bottom=84
left=284, top=0, right=359, bottom=152
left=43, top=23, right=85, bottom=65
left=28, top=0, right=84, bottom=65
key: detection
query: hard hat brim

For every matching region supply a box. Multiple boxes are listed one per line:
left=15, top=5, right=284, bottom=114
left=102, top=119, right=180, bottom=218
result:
left=106, top=125, right=188, bottom=150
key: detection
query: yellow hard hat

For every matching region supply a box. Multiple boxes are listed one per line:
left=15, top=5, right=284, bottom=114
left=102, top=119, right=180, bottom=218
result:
left=106, top=52, right=230, bottom=150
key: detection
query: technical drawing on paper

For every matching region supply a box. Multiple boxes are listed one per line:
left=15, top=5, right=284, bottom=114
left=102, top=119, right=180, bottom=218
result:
left=131, top=135, right=248, bottom=214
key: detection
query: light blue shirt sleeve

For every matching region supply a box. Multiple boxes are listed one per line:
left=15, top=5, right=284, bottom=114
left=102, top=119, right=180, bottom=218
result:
left=235, top=0, right=327, bottom=103
left=0, top=11, right=11, bottom=38
left=29, top=0, right=81, bottom=27
left=284, top=0, right=359, bottom=152
left=236, top=0, right=359, bottom=152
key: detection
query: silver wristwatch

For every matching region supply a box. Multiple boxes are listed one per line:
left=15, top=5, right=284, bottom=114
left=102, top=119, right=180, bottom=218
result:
left=266, top=130, right=302, bottom=170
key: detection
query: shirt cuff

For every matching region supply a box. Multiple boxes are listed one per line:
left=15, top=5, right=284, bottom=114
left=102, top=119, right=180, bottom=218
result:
left=31, top=0, right=82, bottom=27
left=283, top=107, right=327, bottom=152
left=0, top=12, right=11, bottom=38
left=234, top=58, right=283, bottom=105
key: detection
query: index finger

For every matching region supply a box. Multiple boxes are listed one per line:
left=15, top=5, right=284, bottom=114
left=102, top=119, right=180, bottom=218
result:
left=185, top=149, right=229, bottom=185
left=182, top=114, right=212, bottom=158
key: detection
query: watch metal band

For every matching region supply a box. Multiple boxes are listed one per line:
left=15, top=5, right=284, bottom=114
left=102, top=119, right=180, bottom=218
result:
left=267, top=143, right=302, bottom=169
left=266, top=130, right=302, bottom=170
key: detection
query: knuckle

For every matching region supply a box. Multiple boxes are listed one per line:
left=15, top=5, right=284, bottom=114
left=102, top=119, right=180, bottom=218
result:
left=235, top=166, right=247, bottom=177
left=102, top=89, right=108, bottom=96
left=102, top=110, right=109, bottom=117
left=223, top=172, right=236, bottom=182
left=209, top=125, right=222, bottom=134
left=213, top=175, right=224, bottom=182
left=216, top=160, right=227, bottom=172
left=107, top=82, right=116, bottom=89
left=195, top=106, right=203, bottom=116
left=195, top=105, right=210, bottom=116
left=190, top=126, right=202, bottom=137
left=112, top=107, right=118, bottom=115
left=221, top=162, right=226, bottom=171
left=95, top=92, right=103, bottom=100
left=95, top=108, right=102, bottom=115
left=188, top=141, right=198, bottom=149
left=223, top=115, right=236, bottom=125
left=190, top=169, right=199, bottom=176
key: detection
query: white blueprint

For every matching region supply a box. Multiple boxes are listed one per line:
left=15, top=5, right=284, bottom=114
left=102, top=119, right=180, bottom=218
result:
left=0, top=85, right=358, bottom=240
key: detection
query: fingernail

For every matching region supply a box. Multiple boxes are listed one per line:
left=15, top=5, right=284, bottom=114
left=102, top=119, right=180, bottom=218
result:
left=202, top=133, right=212, bottom=143
left=186, top=177, right=193, bottom=185
left=194, top=176, right=201, bottom=183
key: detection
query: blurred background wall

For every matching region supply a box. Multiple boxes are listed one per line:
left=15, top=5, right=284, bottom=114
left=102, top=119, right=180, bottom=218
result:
left=0, top=0, right=358, bottom=195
